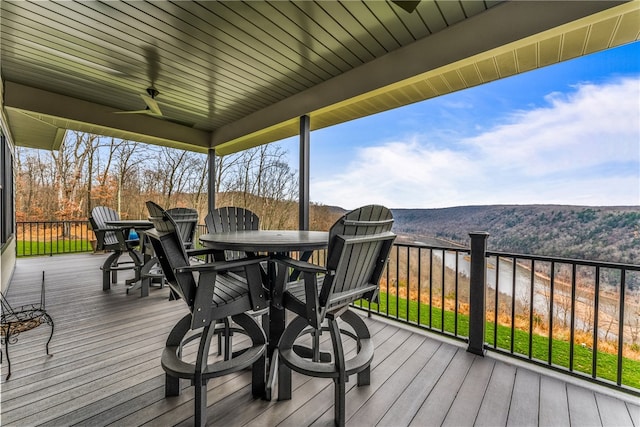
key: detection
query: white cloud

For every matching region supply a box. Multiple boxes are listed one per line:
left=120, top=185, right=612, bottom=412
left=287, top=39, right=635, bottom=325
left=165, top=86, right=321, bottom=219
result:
left=311, top=77, right=640, bottom=209
left=464, top=78, right=640, bottom=176
left=312, top=138, right=481, bottom=208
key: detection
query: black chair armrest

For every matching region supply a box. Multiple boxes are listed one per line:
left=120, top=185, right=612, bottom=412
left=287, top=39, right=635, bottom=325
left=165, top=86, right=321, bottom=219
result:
left=91, top=226, right=113, bottom=232
left=272, top=255, right=326, bottom=311
left=273, top=255, right=325, bottom=274
left=175, top=255, right=269, bottom=273
left=185, top=247, right=218, bottom=257
left=94, top=224, right=134, bottom=232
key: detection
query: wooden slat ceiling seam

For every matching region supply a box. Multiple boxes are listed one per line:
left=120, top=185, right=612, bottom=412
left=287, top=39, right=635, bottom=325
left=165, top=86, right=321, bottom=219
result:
left=213, top=2, right=638, bottom=155
left=0, top=0, right=481, bottom=144
left=1, top=1, right=637, bottom=155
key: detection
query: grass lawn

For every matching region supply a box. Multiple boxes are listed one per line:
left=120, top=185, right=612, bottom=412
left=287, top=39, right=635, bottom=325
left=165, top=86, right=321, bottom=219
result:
left=17, top=240, right=93, bottom=257
left=359, top=291, right=640, bottom=390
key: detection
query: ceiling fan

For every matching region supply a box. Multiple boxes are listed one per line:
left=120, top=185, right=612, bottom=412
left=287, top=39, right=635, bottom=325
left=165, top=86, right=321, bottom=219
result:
left=115, top=86, right=163, bottom=117
left=113, top=47, right=195, bottom=126
left=392, top=0, right=421, bottom=13
left=114, top=86, right=195, bottom=127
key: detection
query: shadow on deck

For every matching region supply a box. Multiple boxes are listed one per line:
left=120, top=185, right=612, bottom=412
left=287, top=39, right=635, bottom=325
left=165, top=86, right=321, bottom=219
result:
left=2, top=254, right=638, bottom=426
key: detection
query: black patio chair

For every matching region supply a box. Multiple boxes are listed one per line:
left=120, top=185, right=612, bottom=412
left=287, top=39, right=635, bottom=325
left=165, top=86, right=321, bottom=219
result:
left=89, top=206, right=143, bottom=290
left=205, top=206, right=260, bottom=261
left=1, top=271, right=54, bottom=380
left=204, top=207, right=266, bottom=360
left=139, top=207, right=199, bottom=293
left=167, top=207, right=199, bottom=250
left=145, top=201, right=268, bottom=427
left=273, top=205, right=396, bottom=427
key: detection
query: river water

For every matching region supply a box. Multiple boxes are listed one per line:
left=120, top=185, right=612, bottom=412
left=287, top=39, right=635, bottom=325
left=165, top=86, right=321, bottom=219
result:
left=433, top=250, right=622, bottom=340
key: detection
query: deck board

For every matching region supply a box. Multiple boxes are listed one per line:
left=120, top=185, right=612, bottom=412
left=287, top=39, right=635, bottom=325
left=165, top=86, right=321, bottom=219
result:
left=507, top=368, right=540, bottom=427
left=377, top=343, right=456, bottom=426
left=409, top=349, right=476, bottom=426
left=348, top=338, right=441, bottom=426
left=567, top=383, right=603, bottom=426
left=442, top=356, right=495, bottom=427
left=1, top=253, right=637, bottom=426
left=312, top=332, right=429, bottom=426
left=474, top=361, right=516, bottom=427
left=539, top=376, right=570, bottom=427
left=595, top=393, right=636, bottom=427
left=279, top=328, right=415, bottom=427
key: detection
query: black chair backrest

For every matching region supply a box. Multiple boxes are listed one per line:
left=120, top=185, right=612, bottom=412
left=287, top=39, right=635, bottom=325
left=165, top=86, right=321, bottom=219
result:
left=205, top=207, right=260, bottom=260
left=205, top=207, right=259, bottom=233
left=89, top=206, right=120, bottom=247
left=146, top=201, right=197, bottom=307
left=321, top=205, right=396, bottom=314
left=166, top=207, right=198, bottom=249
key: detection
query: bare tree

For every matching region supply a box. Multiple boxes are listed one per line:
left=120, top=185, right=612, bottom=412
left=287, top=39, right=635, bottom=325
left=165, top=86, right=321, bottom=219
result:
left=112, top=140, right=141, bottom=217
left=51, top=131, right=93, bottom=221
left=16, top=133, right=299, bottom=229
left=624, top=293, right=640, bottom=345
left=189, top=154, right=209, bottom=215
left=215, top=153, right=244, bottom=194
left=85, top=135, right=101, bottom=217
left=599, top=288, right=620, bottom=343
left=215, top=144, right=297, bottom=228
left=15, top=147, right=55, bottom=219
left=93, top=137, right=126, bottom=208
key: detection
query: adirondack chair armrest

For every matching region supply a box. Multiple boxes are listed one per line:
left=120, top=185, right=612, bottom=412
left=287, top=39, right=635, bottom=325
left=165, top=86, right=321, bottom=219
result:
left=272, top=255, right=325, bottom=274
left=93, top=225, right=131, bottom=234
left=96, top=224, right=134, bottom=235
left=92, top=225, right=138, bottom=250
left=185, top=247, right=232, bottom=264
left=175, top=255, right=269, bottom=273
left=185, top=247, right=218, bottom=257
left=272, top=255, right=326, bottom=310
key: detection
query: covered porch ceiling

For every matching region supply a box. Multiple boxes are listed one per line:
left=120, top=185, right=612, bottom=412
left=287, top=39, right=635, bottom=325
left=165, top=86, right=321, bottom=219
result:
left=1, top=1, right=638, bottom=156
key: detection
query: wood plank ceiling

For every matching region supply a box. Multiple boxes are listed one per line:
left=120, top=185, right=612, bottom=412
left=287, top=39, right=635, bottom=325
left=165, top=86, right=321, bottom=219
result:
left=1, top=1, right=638, bottom=154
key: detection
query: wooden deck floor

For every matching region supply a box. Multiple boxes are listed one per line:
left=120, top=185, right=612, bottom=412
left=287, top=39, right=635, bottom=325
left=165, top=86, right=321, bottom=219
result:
left=2, top=253, right=638, bottom=426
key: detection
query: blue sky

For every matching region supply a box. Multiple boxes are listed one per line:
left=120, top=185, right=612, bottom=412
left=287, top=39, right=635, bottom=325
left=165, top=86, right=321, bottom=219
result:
left=277, top=41, right=640, bottom=210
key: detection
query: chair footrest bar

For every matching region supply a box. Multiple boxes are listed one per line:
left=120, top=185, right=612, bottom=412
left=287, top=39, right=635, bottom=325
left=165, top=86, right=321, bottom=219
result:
left=101, top=263, right=138, bottom=272
left=278, top=313, right=374, bottom=379
left=162, top=343, right=265, bottom=380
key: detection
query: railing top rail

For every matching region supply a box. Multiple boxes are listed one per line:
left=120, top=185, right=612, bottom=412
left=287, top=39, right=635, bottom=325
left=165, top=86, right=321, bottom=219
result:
left=329, top=239, right=640, bottom=270
left=486, top=249, right=640, bottom=271
left=17, top=220, right=90, bottom=224
left=394, top=241, right=469, bottom=251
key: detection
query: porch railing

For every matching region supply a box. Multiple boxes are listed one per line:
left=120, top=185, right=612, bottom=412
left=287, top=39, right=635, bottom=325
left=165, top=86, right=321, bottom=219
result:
left=17, top=222, right=640, bottom=394
left=482, top=246, right=640, bottom=395
left=16, top=220, right=93, bottom=256
left=354, top=233, right=640, bottom=395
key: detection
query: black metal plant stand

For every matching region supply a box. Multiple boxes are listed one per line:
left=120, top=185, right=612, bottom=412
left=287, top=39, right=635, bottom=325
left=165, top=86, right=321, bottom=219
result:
left=1, top=271, right=54, bottom=380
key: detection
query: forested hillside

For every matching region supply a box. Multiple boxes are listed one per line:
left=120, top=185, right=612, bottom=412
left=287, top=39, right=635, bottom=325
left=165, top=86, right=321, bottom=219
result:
left=391, top=205, right=640, bottom=264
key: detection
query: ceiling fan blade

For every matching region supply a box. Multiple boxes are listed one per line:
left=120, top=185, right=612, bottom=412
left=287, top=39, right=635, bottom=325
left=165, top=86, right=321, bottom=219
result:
left=114, top=109, right=152, bottom=115
left=114, top=109, right=193, bottom=126
left=392, top=0, right=420, bottom=13
left=140, top=93, right=163, bottom=116
left=143, top=45, right=161, bottom=85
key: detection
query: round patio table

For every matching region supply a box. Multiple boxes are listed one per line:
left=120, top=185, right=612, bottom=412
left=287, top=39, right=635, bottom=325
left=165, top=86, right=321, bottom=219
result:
left=199, top=229, right=329, bottom=399
left=199, top=230, right=328, bottom=254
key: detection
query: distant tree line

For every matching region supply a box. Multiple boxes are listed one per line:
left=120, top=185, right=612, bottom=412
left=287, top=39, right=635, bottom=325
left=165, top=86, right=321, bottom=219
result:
left=15, top=131, right=340, bottom=230
left=392, top=205, right=640, bottom=264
